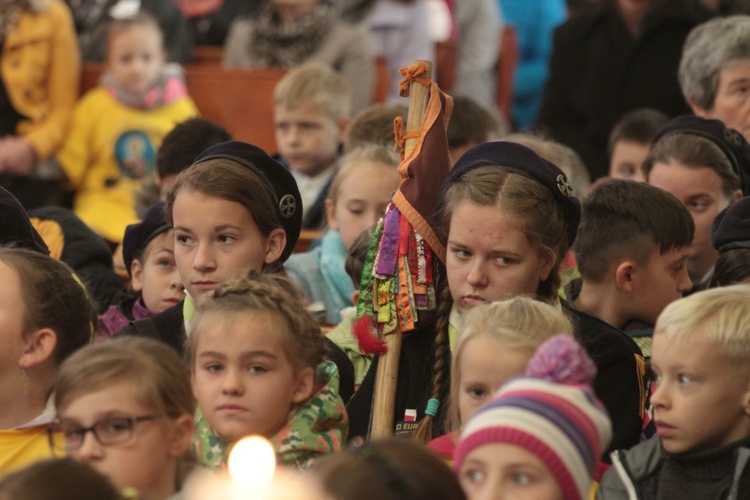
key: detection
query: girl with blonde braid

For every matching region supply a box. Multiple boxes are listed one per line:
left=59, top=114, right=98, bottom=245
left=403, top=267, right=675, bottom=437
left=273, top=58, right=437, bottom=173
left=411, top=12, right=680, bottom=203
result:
left=188, top=271, right=348, bottom=470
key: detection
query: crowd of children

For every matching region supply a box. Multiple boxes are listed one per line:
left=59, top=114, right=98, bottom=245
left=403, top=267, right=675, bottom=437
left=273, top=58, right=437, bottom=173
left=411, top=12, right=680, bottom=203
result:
left=5, top=4, right=750, bottom=500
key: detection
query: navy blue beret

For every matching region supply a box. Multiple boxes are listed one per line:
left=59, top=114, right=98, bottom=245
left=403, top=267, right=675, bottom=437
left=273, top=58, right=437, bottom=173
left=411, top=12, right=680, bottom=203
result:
left=652, top=115, right=750, bottom=195
left=193, top=141, right=302, bottom=262
left=711, top=196, right=750, bottom=252
left=122, top=202, right=170, bottom=276
left=440, top=141, right=581, bottom=247
left=0, top=186, right=49, bottom=255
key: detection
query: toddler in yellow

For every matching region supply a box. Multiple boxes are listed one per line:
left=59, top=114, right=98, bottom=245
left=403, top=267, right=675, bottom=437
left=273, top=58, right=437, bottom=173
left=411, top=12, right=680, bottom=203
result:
left=56, top=12, right=197, bottom=243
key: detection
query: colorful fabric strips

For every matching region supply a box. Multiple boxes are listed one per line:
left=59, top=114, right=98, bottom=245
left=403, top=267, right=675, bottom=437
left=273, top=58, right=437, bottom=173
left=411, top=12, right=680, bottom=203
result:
left=356, top=61, right=453, bottom=339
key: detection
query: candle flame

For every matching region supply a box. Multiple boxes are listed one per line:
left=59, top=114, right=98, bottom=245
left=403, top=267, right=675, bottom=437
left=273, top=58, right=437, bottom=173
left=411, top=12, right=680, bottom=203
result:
left=227, top=436, right=276, bottom=489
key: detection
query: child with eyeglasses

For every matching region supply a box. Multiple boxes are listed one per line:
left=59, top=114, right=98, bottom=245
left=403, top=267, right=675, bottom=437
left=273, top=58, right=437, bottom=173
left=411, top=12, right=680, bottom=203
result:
left=49, top=337, right=195, bottom=500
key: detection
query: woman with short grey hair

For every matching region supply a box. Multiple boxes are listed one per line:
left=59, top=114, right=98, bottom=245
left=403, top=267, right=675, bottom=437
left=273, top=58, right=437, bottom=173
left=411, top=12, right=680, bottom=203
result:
left=679, top=15, right=750, bottom=141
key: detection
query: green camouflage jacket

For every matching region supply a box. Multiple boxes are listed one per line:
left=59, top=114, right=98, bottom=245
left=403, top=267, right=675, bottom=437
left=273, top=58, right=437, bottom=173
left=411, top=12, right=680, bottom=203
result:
left=192, top=360, right=348, bottom=470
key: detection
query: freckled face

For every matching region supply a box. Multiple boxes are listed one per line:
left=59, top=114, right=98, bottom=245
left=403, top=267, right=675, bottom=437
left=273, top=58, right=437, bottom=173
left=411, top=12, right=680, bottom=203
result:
left=446, top=201, right=554, bottom=313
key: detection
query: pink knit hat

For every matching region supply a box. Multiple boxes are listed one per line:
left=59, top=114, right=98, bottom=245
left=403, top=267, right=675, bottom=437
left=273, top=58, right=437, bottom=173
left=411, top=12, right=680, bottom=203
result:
left=453, top=335, right=612, bottom=500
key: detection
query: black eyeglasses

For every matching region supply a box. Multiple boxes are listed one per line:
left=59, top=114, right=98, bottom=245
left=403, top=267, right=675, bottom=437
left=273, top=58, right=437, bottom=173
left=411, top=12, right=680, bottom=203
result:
left=48, top=415, right=159, bottom=453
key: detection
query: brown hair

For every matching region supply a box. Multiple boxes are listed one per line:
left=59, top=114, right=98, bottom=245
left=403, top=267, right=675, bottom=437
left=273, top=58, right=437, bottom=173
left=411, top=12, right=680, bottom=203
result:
left=54, top=336, right=194, bottom=419
left=709, top=249, right=750, bottom=288
left=164, top=158, right=285, bottom=271
left=344, top=104, right=408, bottom=152
left=439, top=167, right=568, bottom=300
left=0, top=247, right=95, bottom=366
left=643, top=134, right=741, bottom=198
left=447, top=96, right=504, bottom=149
left=607, top=108, right=669, bottom=157
left=575, top=179, right=694, bottom=283
left=412, top=166, right=569, bottom=442
left=187, top=271, right=326, bottom=375
left=314, top=438, right=466, bottom=500
left=345, top=226, right=376, bottom=288
left=0, top=458, right=123, bottom=500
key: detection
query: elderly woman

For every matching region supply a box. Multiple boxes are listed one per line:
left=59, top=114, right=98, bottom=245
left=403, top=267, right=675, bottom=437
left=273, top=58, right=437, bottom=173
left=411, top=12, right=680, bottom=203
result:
left=0, top=0, right=80, bottom=209
left=680, top=15, right=750, bottom=143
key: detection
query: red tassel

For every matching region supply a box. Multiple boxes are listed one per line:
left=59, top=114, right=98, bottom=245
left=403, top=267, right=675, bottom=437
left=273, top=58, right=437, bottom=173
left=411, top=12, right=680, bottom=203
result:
left=353, top=316, right=388, bottom=355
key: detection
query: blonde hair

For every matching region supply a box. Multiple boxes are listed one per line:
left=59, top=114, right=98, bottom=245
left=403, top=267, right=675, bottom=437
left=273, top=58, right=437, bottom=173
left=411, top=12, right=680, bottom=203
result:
left=327, top=144, right=399, bottom=204
left=54, top=337, right=194, bottom=419
left=447, top=297, right=573, bottom=430
left=273, top=62, right=352, bottom=120
left=187, top=271, right=326, bottom=376
left=654, top=284, right=750, bottom=369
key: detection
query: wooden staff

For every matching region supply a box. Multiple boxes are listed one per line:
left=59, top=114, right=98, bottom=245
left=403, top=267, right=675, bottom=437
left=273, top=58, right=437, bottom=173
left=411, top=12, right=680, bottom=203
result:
left=370, top=60, right=433, bottom=439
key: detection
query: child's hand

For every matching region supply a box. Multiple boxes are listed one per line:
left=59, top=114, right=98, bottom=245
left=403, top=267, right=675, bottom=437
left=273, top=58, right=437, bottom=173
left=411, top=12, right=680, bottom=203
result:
left=0, top=137, right=37, bottom=176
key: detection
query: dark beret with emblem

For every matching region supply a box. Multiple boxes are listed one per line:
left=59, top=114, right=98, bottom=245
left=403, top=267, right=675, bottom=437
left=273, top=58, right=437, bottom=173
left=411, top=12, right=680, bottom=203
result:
left=122, top=202, right=171, bottom=277
left=652, top=115, right=750, bottom=195
left=0, top=186, right=49, bottom=255
left=193, top=141, right=302, bottom=261
left=711, top=196, right=750, bottom=253
left=440, top=141, right=581, bottom=247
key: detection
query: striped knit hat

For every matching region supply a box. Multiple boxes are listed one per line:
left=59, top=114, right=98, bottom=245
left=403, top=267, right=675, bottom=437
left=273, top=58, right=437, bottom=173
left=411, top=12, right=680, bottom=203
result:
left=453, top=335, right=612, bottom=500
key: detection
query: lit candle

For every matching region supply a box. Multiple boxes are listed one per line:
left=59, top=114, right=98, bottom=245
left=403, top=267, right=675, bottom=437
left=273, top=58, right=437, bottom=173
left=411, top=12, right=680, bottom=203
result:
left=228, top=436, right=277, bottom=495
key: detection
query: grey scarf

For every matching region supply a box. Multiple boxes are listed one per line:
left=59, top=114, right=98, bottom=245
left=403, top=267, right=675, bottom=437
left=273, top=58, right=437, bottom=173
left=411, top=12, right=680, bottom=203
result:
left=250, top=0, right=339, bottom=68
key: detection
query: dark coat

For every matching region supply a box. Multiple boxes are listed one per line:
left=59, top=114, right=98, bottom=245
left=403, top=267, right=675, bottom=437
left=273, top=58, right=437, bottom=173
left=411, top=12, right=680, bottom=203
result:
left=536, top=0, right=708, bottom=179
left=563, top=301, right=646, bottom=457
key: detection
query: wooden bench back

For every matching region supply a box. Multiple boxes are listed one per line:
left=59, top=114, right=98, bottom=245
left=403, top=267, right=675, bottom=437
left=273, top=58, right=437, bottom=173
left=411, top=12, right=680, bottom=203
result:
left=80, top=63, right=285, bottom=154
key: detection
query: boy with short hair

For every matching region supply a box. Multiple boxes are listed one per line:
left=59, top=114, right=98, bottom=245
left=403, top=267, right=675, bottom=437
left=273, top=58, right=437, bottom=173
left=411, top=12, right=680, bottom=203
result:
left=155, top=117, right=232, bottom=198
left=273, top=62, right=352, bottom=229
left=446, top=96, right=506, bottom=164
left=343, top=103, right=407, bottom=153
left=97, top=201, right=184, bottom=340
left=598, top=285, right=750, bottom=498
left=569, top=179, right=695, bottom=355
left=607, top=108, right=669, bottom=182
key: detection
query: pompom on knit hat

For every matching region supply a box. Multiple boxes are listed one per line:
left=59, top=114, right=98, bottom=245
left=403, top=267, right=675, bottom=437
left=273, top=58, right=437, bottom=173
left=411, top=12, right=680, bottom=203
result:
left=454, top=335, right=612, bottom=500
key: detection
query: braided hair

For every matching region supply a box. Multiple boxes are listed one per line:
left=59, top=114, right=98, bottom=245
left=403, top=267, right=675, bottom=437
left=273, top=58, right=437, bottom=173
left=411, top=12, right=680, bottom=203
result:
left=412, top=166, right=570, bottom=442
left=186, top=270, right=327, bottom=375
